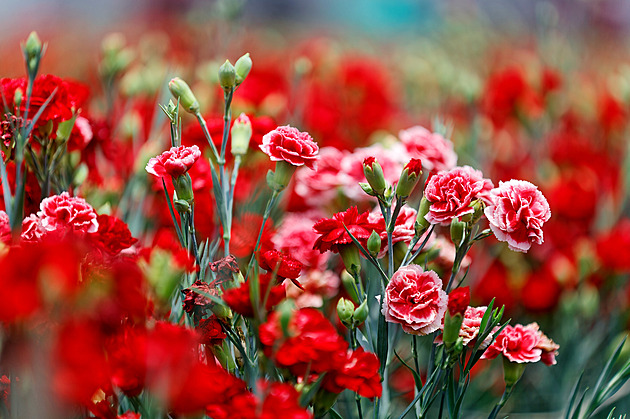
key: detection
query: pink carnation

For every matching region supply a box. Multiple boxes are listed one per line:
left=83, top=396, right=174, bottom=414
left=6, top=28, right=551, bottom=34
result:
left=399, top=126, right=457, bottom=172
left=459, top=306, right=493, bottom=348
left=293, top=148, right=345, bottom=208
left=285, top=269, right=340, bottom=309
left=146, top=145, right=201, bottom=178
left=21, top=214, right=46, bottom=243
left=38, top=192, right=98, bottom=234
left=484, top=180, right=551, bottom=252
left=424, top=166, right=488, bottom=225
left=382, top=265, right=447, bottom=335
left=0, top=210, right=10, bottom=244
left=273, top=211, right=329, bottom=270
left=481, top=323, right=542, bottom=363
left=530, top=322, right=560, bottom=366
left=260, top=125, right=319, bottom=169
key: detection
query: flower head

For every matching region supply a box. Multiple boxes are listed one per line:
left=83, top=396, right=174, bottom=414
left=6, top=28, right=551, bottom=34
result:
left=38, top=192, right=98, bottom=234
left=382, top=265, right=448, bottom=335
left=260, top=125, right=319, bottom=169
left=399, top=125, right=457, bottom=172
left=313, top=206, right=384, bottom=254
left=482, top=323, right=543, bottom=363
left=146, top=145, right=201, bottom=178
left=484, top=180, right=551, bottom=252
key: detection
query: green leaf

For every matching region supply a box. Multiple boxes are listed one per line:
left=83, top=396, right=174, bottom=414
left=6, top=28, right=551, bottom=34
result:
left=394, top=350, right=423, bottom=390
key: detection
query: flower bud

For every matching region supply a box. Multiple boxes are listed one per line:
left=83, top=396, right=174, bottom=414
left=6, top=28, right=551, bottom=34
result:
left=442, top=311, right=463, bottom=347
left=337, top=298, right=355, bottom=327
left=353, top=298, right=369, bottom=325
left=339, top=244, right=361, bottom=277
left=173, top=198, right=191, bottom=214
left=363, top=157, right=387, bottom=196
left=24, top=31, right=42, bottom=73
left=173, top=173, right=194, bottom=204
left=169, top=77, right=200, bottom=114
left=462, top=199, right=484, bottom=225
left=502, top=357, right=526, bottom=387
left=341, top=270, right=359, bottom=304
left=450, top=217, right=466, bottom=247
left=267, top=161, right=297, bottom=191
left=234, top=53, right=252, bottom=85
left=230, top=113, right=252, bottom=156
left=13, top=88, right=23, bottom=107
left=218, top=60, right=237, bottom=91
left=396, top=158, right=422, bottom=199
left=277, top=299, right=295, bottom=337
left=367, top=230, right=382, bottom=257
left=474, top=228, right=493, bottom=241
left=447, top=286, right=470, bottom=317
left=415, top=196, right=431, bottom=234
left=359, top=182, right=375, bottom=196
left=211, top=301, right=232, bottom=319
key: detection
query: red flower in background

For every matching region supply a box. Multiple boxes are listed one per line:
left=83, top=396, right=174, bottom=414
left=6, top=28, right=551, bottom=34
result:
left=313, top=206, right=384, bottom=253
left=88, top=214, right=137, bottom=256
left=596, top=218, right=630, bottom=273
left=399, top=125, right=457, bottom=172
left=448, top=287, right=470, bottom=317
left=322, top=348, right=382, bottom=398
left=222, top=273, right=285, bottom=318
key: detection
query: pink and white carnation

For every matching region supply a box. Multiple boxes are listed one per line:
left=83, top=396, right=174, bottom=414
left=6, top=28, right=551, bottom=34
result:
left=481, top=323, right=542, bottom=363
left=260, top=125, right=319, bottom=169
left=529, top=322, right=560, bottom=366
left=424, top=166, right=488, bottom=225
left=20, top=214, right=46, bottom=243
left=484, top=180, right=551, bottom=253
left=338, top=144, right=405, bottom=201
left=399, top=125, right=457, bottom=172
left=0, top=210, right=10, bottom=244
left=146, top=144, right=201, bottom=178
left=286, top=269, right=340, bottom=309
left=461, top=165, right=494, bottom=205
left=452, top=306, right=493, bottom=348
left=382, top=265, right=447, bottom=335
left=37, top=192, right=98, bottom=234
left=273, top=211, right=330, bottom=270
left=294, top=147, right=345, bottom=208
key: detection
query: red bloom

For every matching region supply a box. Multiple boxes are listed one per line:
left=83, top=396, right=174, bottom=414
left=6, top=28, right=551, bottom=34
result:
left=222, top=273, right=285, bottom=318
left=313, top=206, right=384, bottom=253
left=448, top=287, right=470, bottom=317
left=230, top=212, right=275, bottom=258
left=424, top=166, right=488, bottom=225
left=209, top=255, right=240, bottom=284
left=260, top=125, right=319, bottom=169
left=182, top=280, right=218, bottom=317
left=399, top=126, right=457, bottom=172
left=259, top=249, right=304, bottom=280
left=197, top=316, right=227, bottom=346
left=404, top=158, right=423, bottom=177
left=596, top=218, right=630, bottom=272
left=322, top=348, right=382, bottom=398
left=107, top=327, right=147, bottom=397
left=38, top=192, right=98, bottom=234
left=146, top=145, right=201, bottom=178
left=88, top=214, right=137, bottom=255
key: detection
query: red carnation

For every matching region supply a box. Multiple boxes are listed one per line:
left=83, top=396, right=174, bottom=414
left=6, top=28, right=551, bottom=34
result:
left=322, top=348, right=382, bottom=399
left=146, top=145, right=201, bottom=178
left=222, top=273, right=285, bottom=318
left=88, top=214, right=137, bottom=255
left=38, top=192, right=99, bottom=235
left=182, top=280, right=218, bottom=317
left=447, top=287, right=470, bottom=317
left=197, top=316, right=227, bottom=346
left=209, top=255, right=240, bottom=284
left=313, top=206, right=384, bottom=253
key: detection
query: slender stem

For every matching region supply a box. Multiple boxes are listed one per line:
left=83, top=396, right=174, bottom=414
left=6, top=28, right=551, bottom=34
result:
left=245, top=190, right=279, bottom=281
left=194, top=111, right=220, bottom=161
left=488, top=384, right=515, bottom=419
left=402, top=225, right=435, bottom=267
left=224, top=155, right=241, bottom=256
left=412, top=335, right=421, bottom=388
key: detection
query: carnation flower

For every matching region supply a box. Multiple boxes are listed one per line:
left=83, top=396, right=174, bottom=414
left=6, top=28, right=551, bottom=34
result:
left=0, top=210, right=10, bottom=244
left=322, top=347, right=382, bottom=399
left=146, top=145, right=201, bottom=178
left=293, top=147, right=345, bottom=208
left=285, top=269, right=340, bottom=309
left=529, top=322, right=560, bottom=366
left=399, top=125, right=457, bottom=172
left=484, top=180, right=551, bottom=252
left=222, top=273, right=285, bottom=318
left=88, top=214, right=137, bottom=255
left=260, top=125, right=319, bottom=169
left=182, top=280, right=218, bottom=317
left=313, top=206, right=384, bottom=254
left=209, top=255, right=240, bottom=284
left=382, top=265, right=448, bottom=335
left=37, top=192, right=98, bottom=234
left=197, top=315, right=227, bottom=346
left=447, top=287, right=470, bottom=317
left=482, top=323, right=542, bottom=363
left=273, top=210, right=329, bottom=270
left=438, top=306, right=493, bottom=348
left=424, top=166, right=488, bottom=225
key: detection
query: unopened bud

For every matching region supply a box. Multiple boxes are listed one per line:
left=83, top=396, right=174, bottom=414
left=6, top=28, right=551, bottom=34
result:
left=231, top=113, right=252, bottom=155
left=367, top=230, right=382, bottom=257
left=234, top=53, right=252, bottom=85
left=339, top=244, right=361, bottom=277
left=396, top=158, right=423, bottom=199
left=337, top=298, right=355, bottom=327
left=363, top=157, right=387, bottom=196
left=24, top=31, right=42, bottom=70
left=450, top=217, right=466, bottom=247
left=359, top=182, right=375, bottom=196
left=211, top=302, right=231, bottom=319
left=341, top=270, right=359, bottom=304
left=353, top=299, right=369, bottom=325
left=462, top=199, right=485, bottom=225
left=13, top=88, right=23, bottom=107
left=169, top=77, right=200, bottom=114
left=173, top=173, right=194, bottom=204
left=415, top=196, right=431, bottom=234
left=218, top=60, right=236, bottom=91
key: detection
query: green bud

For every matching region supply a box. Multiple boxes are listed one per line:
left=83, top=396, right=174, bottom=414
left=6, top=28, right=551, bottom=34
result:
left=168, top=77, right=200, bottom=114
left=210, top=301, right=231, bottom=319
left=218, top=59, right=237, bottom=91
left=359, top=182, right=375, bottom=196
left=415, top=197, right=431, bottom=234
left=367, top=230, right=382, bottom=257
left=173, top=173, right=194, bottom=204
left=462, top=199, right=485, bottom=225
left=363, top=158, right=387, bottom=196
left=341, top=270, right=359, bottom=304
left=395, top=159, right=422, bottom=199
left=450, top=217, right=466, bottom=247
left=277, top=299, right=295, bottom=337
left=13, top=88, right=22, bottom=107
left=474, top=228, right=493, bottom=241
left=173, top=198, right=191, bottom=213
left=24, top=31, right=43, bottom=73
left=230, top=113, right=252, bottom=156
left=337, top=298, right=355, bottom=327
left=234, top=53, right=252, bottom=85
left=442, top=311, right=464, bottom=347
left=353, top=299, right=369, bottom=325
left=503, top=357, right=526, bottom=387
left=339, top=244, right=361, bottom=277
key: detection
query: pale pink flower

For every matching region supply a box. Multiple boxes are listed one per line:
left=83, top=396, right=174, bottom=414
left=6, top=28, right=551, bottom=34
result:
left=484, top=180, right=551, bottom=253
left=431, top=236, right=471, bottom=270
left=273, top=211, right=330, bottom=270
left=38, top=192, right=98, bottom=234
left=0, top=210, right=10, bottom=244
left=260, top=125, right=319, bottom=169
left=424, top=166, right=487, bottom=225
left=382, top=265, right=447, bottom=335
left=286, top=270, right=340, bottom=309
left=482, top=323, right=542, bottom=363
left=399, top=126, right=457, bottom=172
left=293, top=147, right=345, bottom=208
left=146, top=145, right=201, bottom=178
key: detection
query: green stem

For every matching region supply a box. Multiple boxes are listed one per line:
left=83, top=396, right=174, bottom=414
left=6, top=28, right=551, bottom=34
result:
left=488, top=384, right=515, bottom=419
left=245, top=190, right=280, bottom=281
